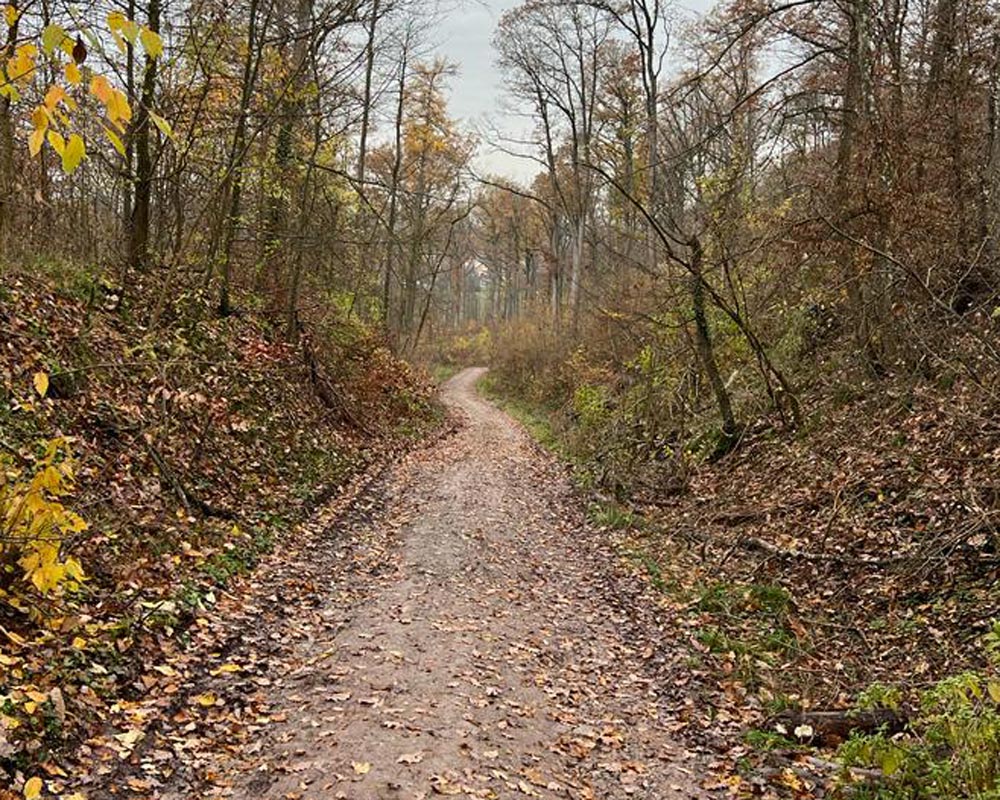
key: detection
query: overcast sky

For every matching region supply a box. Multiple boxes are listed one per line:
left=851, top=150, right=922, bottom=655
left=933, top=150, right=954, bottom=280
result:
left=432, top=0, right=717, bottom=184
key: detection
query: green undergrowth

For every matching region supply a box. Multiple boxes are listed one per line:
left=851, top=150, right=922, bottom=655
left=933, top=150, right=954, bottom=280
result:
left=587, top=500, right=636, bottom=530
left=833, top=624, right=1000, bottom=799
left=428, top=362, right=461, bottom=385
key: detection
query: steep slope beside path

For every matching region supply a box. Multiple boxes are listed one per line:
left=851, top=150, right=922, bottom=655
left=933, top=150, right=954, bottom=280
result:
left=86, top=367, right=705, bottom=799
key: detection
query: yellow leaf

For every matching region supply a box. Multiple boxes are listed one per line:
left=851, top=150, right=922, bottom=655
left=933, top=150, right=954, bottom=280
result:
left=89, top=75, right=112, bottom=104
left=30, top=560, right=65, bottom=593
left=31, top=105, right=48, bottom=130
left=61, top=512, right=88, bottom=534
left=23, top=777, right=42, bottom=799
left=148, top=110, right=172, bottom=138
left=71, top=636, right=87, bottom=650
left=106, top=90, right=131, bottom=126
left=41, top=24, right=66, bottom=56
left=352, top=761, right=371, bottom=775
left=107, top=11, right=126, bottom=32
left=209, top=663, right=241, bottom=676
left=64, top=556, right=85, bottom=580
left=7, top=44, right=34, bottom=82
left=139, top=28, right=163, bottom=58
left=0, top=81, right=20, bottom=102
left=33, top=372, right=49, bottom=397
left=4, top=629, right=26, bottom=645
left=121, top=19, right=139, bottom=44
left=104, top=126, right=125, bottom=156
left=29, top=127, right=45, bottom=157
left=64, top=61, right=81, bottom=85
left=194, top=693, right=216, bottom=707
left=4, top=4, right=17, bottom=26
left=44, top=85, right=65, bottom=111
left=989, top=680, right=1000, bottom=704
left=47, top=130, right=65, bottom=156
left=61, top=133, right=85, bottom=174
left=36, top=464, right=63, bottom=491
left=113, top=728, right=143, bottom=749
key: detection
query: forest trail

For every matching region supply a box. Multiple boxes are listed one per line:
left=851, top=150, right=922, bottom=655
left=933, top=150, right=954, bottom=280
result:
left=114, top=367, right=704, bottom=799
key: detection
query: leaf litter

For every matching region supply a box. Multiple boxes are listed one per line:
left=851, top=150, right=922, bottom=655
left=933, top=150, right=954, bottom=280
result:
left=58, top=367, right=708, bottom=798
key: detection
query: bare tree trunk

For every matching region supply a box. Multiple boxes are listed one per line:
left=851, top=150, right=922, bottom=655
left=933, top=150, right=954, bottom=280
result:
left=0, top=8, right=21, bottom=258
left=122, top=0, right=136, bottom=274
left=218, top=0, right=261, bottom=316
left=987, top=31, right=1000, bottom=260
left=127, top=0, right=162, bottom=274
left=382, top=34, right=409, bottom=336
left=569, top=215, right=584, bottom=336
left=690, top=237, right=737, bottom=446
left=356, top=0, right=380, bottom=185
left=835, top=0, right=876, bottom=372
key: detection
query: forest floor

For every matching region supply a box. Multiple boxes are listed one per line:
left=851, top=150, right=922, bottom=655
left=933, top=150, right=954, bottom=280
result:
left=66, top=367, right=712, bottom=799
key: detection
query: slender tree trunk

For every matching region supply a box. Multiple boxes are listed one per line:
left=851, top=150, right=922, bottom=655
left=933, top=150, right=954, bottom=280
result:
left=122, top=0, right=136, bottom=274
left=127, top=0, right=161, bottom=273
left=690, top=237, right=737, bottom=445
left=382, top=37, right=408, bottom=335
left=987, top=31, right=1000, bottom=260
left=835, top=0, right=876, bottom=371
left=218, top=0, right=261, bottom=316
left=356, top=0, right=379, bottom=185
left=0, top=8, right=22, bottom=258
left=569, top=215, right=584, bottom=336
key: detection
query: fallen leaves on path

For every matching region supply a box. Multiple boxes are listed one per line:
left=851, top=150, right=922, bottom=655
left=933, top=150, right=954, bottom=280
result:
left=52, top=368, right=708, bottom=799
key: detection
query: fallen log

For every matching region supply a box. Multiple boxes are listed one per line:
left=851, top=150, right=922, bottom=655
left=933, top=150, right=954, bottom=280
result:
left=770, top=708, right=908, bottom=746
left=742, top=535, right=907, bottom=567
left=144, top=439, right=236, bottom=520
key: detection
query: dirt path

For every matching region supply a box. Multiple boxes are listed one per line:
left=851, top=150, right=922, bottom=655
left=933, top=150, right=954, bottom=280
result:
left=82, top=368, right=705, bottom=799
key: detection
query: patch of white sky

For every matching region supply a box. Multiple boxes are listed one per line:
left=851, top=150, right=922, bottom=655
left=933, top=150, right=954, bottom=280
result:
left=431, top=0, right=719, bottom=186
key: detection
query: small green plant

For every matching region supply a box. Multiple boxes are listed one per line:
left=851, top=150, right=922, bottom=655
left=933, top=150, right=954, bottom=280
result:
left=857, top=682, right=904, bottom=712
left=621, top=547, right=666, bottom=592
left=572, top=384, right=610, bottom=429
left=696, top=581, right=791, bottom=617
left=587, top=501, right=635, bottom=530
left=744, top=728, right=800, bottom=751
left=836, top=623, right=1000, bottom=799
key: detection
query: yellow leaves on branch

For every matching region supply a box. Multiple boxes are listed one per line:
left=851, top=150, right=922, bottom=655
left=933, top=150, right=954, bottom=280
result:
left=108, top=11, right=162, bottom=58
left=6, top=43, right=37, bottom=83
left=1, top=437, right=88, bottom=605
left=20, top=11, right=166, bottom=172
left=90, top=74, right=132, bottom=132
left=140, top=27, right=164, bottom=59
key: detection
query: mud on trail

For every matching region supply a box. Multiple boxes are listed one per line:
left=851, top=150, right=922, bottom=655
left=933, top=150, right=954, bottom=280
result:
left=76, top=367, right=706, bottom=799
